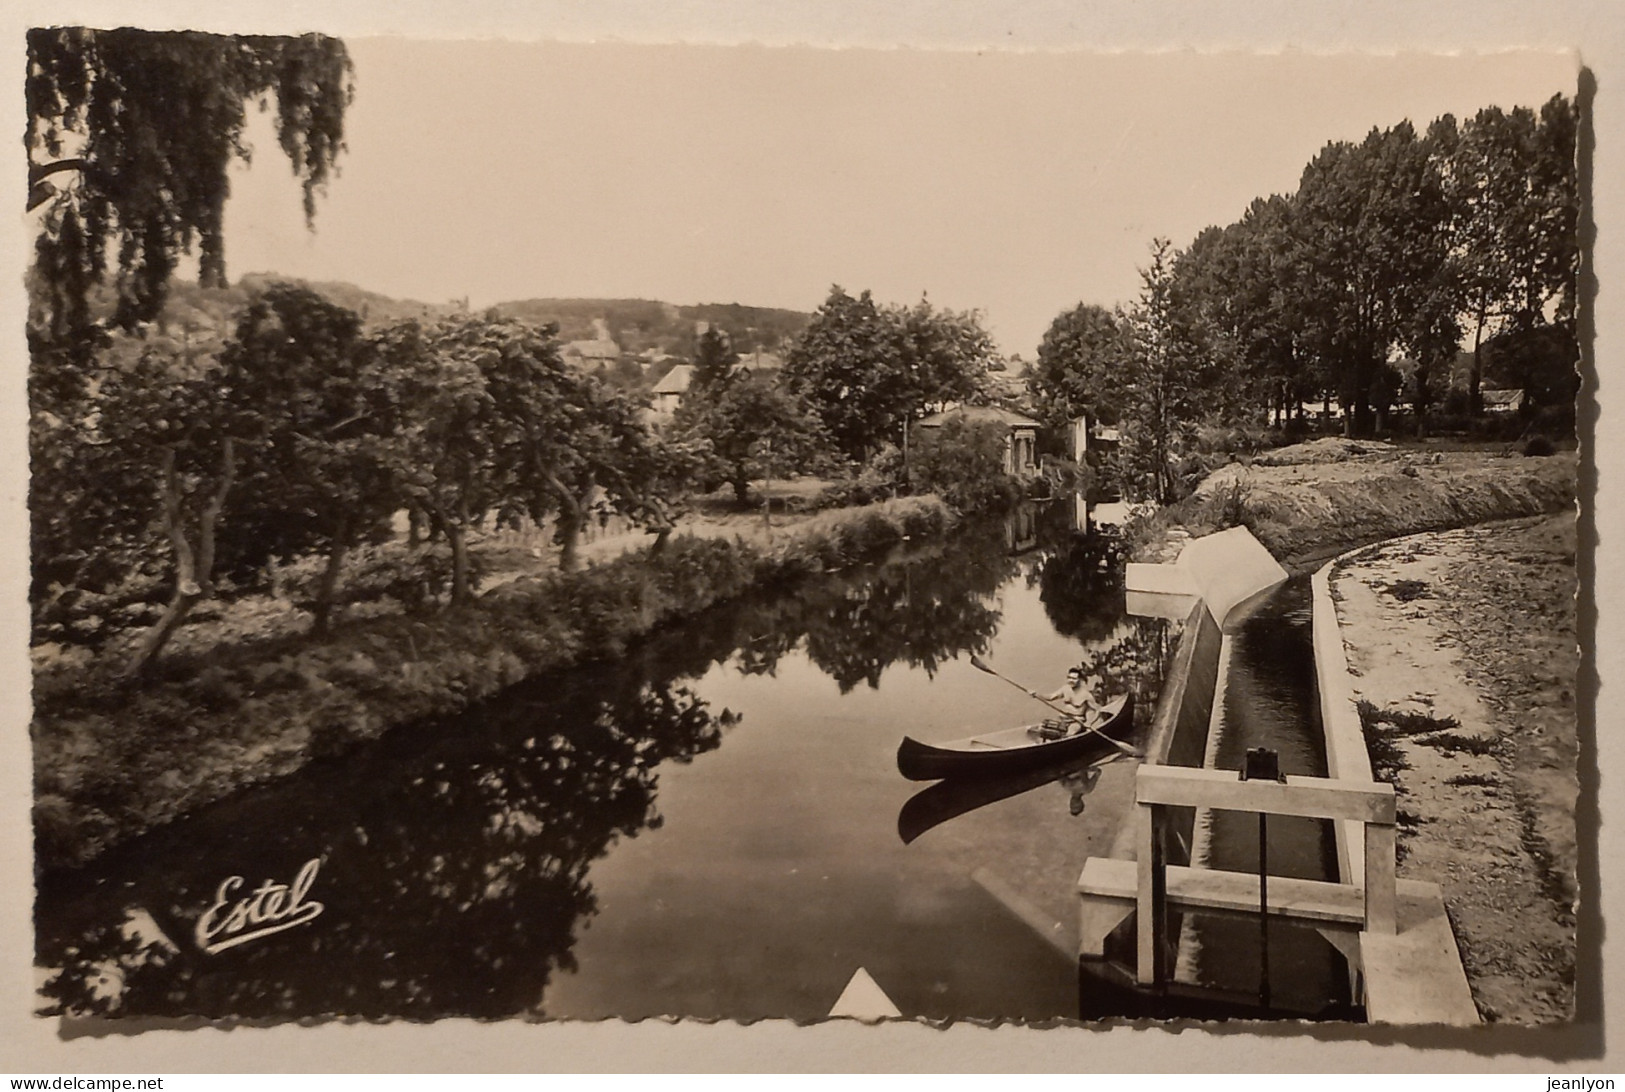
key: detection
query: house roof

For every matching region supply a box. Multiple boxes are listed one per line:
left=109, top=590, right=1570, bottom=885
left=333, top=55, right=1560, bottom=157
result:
left=738, top=350, right=784, bottom=372
left=565, top=338, right=620, bottom=361
left=652, top=364, right=694, bottom=395
left=1481, top=388, right=1525, bottom=409
left=916, top=404, right=1042, bottom=430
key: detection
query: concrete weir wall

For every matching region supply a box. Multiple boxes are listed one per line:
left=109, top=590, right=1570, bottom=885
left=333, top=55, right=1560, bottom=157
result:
left=1141, top=601, right=1224, bottom=865
left=1131, top=527, right=1287, bottom=864
left=1116, top=527, right=1478, bottom=1024
left=1312, top=554, right=1378, bottom=887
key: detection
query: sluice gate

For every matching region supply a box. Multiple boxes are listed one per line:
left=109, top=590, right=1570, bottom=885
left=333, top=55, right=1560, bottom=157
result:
left=1079, top=527, right=1477, bottom=1025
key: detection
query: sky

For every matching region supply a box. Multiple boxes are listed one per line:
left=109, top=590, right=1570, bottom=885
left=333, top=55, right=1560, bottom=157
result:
left=219, top=41, right=1578, bottom=358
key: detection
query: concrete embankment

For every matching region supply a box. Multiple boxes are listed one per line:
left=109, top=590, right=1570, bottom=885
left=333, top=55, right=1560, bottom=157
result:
left=1110, top=446, right=1578, bottom=1023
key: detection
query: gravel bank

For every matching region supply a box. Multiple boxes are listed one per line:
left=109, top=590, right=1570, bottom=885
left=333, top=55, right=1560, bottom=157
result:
left=1331, top=513, right=1578, bottom=1024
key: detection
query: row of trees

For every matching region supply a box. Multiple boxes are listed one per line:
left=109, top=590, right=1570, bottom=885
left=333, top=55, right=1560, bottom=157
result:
left=33, top=285, right=697, bottom=675
left=666, top=289, right=1007, bottom=500
left=1030, top=95, right=1579, bottom=501
left=32, top=280, right=1028, bottom=676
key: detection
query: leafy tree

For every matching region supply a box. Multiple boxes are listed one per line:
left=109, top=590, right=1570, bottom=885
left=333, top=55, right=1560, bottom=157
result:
left=539, top=378, right=668, bottom=571
left=784, top=287, right=998, bottom=465
left=1173, top=196, right=1312, bottom=428
left=93, top=347, right=242, bottom=676
left=887, top=296, right=997, bottom=419
left=688, top=325, right=740, bottom=394
left=372, top=320, right=505, bottom=607
left=1441, top=97, right=1578, bottom=413
left=1118, top=239, right=1213, bottom=503
left=673, top=372, right=826, bottom=504
left=216, top=284, right=392, bottom=633
left=908, top=417, right=1023, bottom=514
left=1291, top=122, right=1451, bottom=437
left=1027, top=304, right=1125, bottom=435
left=27, top=28, right=353, bottom=332
left=782, top=286, right=904, bottom=463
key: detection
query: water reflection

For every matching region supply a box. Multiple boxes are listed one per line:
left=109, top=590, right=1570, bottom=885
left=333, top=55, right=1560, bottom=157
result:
left=37, top=497, right=1165, bottom=1022
left=37, top=682, right=735, bottom=1020
left=1029, top=520, right=1173, bottom=725
left=897, top=749, right=1129, bottom=844
left=731, top=536, right=1016, bottom=692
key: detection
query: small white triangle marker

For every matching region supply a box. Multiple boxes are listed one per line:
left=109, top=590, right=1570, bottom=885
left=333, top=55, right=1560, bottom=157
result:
left=828, top=966, right=902, bottom=1019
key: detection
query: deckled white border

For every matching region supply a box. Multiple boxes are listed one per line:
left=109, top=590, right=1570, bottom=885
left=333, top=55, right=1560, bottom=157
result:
left=0, top=1, right=1616, bottom=1073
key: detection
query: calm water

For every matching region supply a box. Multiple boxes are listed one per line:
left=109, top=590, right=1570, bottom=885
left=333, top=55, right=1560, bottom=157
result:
left=36, top=506, right=1175, bottom=1023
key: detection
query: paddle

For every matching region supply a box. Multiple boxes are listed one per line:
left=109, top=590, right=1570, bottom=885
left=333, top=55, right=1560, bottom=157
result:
left=967, top=653, right=1143, bottom=758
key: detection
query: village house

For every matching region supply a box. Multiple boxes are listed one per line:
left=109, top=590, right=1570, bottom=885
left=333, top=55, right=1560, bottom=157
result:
left=649, top=363, right=693, bottom=420
left=915, top=405, right=1042, bottom=477
left=1067, top=414, right=1121, bottom=462
left=562, top=317, right=622, bottom=371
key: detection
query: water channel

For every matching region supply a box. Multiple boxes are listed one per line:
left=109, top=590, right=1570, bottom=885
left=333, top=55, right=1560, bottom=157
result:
left=34, top=504, right=1338, bottom=1024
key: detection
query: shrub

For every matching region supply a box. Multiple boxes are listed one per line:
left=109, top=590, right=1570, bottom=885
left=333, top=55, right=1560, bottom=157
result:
left=1523, top=434, right=1557, bottom=457
left=907, top=418, right=1023, bottom=514
left=282, top=541, right=486, bottom=616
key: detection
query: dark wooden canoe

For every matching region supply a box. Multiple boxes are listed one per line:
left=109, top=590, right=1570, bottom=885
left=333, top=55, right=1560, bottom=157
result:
left=895, top=694, right=1135, bottom=782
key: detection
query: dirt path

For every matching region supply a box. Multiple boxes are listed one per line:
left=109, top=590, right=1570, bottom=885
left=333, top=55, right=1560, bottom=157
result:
left=1331, top=513, right=1578, bottom=1024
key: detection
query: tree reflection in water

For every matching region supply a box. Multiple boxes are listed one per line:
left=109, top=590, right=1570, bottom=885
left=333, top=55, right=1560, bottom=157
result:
left=37, top=498, right=1168, bottom=1021
left=37, top=681, right=735, bottom=1021
left=1029, top=506, right=1173, bottom=716
left=730, top=533, right=1016, bottom=692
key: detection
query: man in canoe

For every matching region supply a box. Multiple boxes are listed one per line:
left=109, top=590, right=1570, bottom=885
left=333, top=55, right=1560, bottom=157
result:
left=1029, top=663, right=1108, bottom=739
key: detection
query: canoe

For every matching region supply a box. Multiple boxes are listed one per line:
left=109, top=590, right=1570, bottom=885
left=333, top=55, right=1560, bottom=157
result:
left=895, top=694, right=1135, bottom=782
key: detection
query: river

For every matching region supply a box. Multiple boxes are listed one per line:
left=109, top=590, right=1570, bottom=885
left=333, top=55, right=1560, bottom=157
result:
left=35, top=503, right=1174, bottom=1024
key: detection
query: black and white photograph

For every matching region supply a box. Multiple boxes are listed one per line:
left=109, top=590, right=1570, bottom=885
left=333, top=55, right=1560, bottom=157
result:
left=12, top=12, right=1602, bottom=1055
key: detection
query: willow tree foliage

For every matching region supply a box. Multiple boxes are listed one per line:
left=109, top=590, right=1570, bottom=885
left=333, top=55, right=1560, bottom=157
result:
left=26, top=28, right=353, bottom=333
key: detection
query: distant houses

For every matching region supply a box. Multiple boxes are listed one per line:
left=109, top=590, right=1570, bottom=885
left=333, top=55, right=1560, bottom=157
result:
left=915, top=405, right=1042, bottom=477
left=561, top=317, right=623, bottom=372
left=649, top=364, right=694, bottom=420
left=1066, top=415, right=1121, bottom=462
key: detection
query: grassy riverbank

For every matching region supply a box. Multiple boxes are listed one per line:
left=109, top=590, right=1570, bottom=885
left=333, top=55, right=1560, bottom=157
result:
left=1125, top=438, right=1577, bottom=572
left=32, top=495, right=955, bottom=870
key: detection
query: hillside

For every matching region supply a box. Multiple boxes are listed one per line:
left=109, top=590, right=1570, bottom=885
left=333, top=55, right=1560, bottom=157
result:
left=235, top=273, right=461, bottom=328
left=32, top=275, right=811, bottom=369
left=490, top=297, right=809, bottom=355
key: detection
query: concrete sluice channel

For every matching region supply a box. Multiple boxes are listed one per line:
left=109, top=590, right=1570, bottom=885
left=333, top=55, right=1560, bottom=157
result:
left=1079, top=530, right=1358, bottom=1021
left=1174, top=578, right=1349, bottom=1016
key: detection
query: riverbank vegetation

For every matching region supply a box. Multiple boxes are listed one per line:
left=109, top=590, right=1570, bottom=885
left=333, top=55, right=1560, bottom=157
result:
left=1028, top=95, right=1578, bottom=506
left=34, top=495, right=955, bottom=868
left=28, top=29, right=1041, bottom=865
